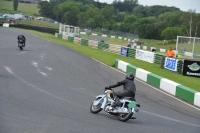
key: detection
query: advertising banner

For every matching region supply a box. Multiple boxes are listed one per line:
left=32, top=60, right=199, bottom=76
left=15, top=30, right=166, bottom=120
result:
left=164, top=57, right=179, bottom=71
left=135, top=49, right=155, bottom=63
left=183, top=60, right=200, bottom=77
left=3, top=23, right=9, bottom=27
left=120, top=46, right=129, bottom=57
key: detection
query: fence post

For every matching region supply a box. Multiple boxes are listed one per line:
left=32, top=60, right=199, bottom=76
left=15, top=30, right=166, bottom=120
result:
left=160, top=56, right=165, bottom=68
left=178, top=60, right=183, bottom=74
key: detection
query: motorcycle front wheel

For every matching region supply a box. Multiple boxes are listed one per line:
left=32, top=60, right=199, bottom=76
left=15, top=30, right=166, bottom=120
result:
left=90, top=97, right=102, bottom=114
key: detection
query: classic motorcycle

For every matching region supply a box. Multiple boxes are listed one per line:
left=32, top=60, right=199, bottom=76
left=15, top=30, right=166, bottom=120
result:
left=18, top=39, right=24, bottom=50
left=90, top=89, right=140, bottom=122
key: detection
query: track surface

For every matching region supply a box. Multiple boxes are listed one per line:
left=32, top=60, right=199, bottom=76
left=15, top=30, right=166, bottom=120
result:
left=0, top=28, right=200, bottom=133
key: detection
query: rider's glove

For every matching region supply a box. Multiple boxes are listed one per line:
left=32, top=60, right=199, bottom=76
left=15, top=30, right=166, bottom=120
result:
left=105, top=86, right=111, bottom=90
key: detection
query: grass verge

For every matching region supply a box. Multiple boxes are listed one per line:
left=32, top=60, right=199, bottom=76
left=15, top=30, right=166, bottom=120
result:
left=0, top=1, right=39, bottom=16
left=24, top=29, right=200, bottom=92
left=17, top=20, right=59, bottom=29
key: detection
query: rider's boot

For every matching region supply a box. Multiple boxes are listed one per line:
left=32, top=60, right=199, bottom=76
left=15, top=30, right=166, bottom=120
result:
left=109, top=97, right=121, bottom=111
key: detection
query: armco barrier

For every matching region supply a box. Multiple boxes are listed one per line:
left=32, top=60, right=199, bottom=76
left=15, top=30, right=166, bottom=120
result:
left=114, top=59, right=200, bottom=108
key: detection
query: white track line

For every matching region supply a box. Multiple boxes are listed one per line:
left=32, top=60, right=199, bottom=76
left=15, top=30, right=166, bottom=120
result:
left=141, top=110, right=200, bottom=128
left=4, top=66, right=86, bottom=109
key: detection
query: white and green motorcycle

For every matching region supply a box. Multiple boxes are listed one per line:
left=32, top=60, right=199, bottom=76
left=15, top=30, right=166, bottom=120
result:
left=90, top=89, right=140, bottom=122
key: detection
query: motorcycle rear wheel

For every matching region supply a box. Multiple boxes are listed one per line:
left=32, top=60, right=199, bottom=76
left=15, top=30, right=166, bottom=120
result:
left=117, top=110, right=133, bottom=122
left=20, top=46, right=23, bottom=50
left=90, top=97, right=102, bottom=114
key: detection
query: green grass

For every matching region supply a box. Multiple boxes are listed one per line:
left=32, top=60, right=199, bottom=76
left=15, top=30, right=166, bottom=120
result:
left=0, top=0, right=39, bottom=16
left=17, top=20, right=59, bottom=29
left=21, top=29, right=200, bottom=92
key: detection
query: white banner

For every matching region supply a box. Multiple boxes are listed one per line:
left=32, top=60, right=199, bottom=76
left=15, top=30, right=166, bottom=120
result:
left=135, top=49, right=155, bottom=63
left=3, top=23, right=9, bottom=27
left=164, top=57, right=179, bottom=71
left=80, top=32, right=86, bottom=34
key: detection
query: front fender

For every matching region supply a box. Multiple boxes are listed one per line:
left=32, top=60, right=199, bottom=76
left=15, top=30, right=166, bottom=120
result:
left=93, top=94, right=105, bottom=106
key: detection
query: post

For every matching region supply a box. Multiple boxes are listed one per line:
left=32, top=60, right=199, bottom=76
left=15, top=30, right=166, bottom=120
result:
left=175, top=36, right=179, bottom=58
left=192, top=37, right=196, bottom=59
left=178, top=60, right=183, bottom=74
left=160, top=56, right=165, bottom=69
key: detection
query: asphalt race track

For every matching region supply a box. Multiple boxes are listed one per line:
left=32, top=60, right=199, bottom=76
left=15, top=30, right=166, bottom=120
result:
left=0, top=28, right=200, bottom=133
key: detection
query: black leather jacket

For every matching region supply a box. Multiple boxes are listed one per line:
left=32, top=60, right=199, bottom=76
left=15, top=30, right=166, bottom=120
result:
left=109, top=79, right=136, bottom=94
left=18, top=35, right=26, bottom=41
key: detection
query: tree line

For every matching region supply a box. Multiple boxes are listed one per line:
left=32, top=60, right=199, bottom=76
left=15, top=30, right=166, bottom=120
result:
left=38, top=0, right=200, bottom=40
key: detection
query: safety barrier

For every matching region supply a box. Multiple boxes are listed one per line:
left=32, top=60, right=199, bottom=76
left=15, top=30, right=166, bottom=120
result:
left=127, top=48, right=136, bottom=58
left=9, top=24, right=58, bottom=34
left=154, top=54, right=164, bottom=64
left=74, top=37, right=81, bottom=44
left=58, top=34, right=62, bottom=39
left=81, top=39, right=89, bottom=46
left=55, top=33, right=58, bottom=38
left=108, top=44, right=121, bottom=54
left=88, top=40, right=98, bottom=48
left=68, top=36, right=74, bottom=42
left=98, top=42, right=109, bottom=51
left=114, top=59, right=200, bottom=107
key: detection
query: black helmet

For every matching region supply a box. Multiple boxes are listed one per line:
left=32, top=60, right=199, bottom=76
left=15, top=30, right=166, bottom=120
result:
left=126, top=73, right=134, bottom=80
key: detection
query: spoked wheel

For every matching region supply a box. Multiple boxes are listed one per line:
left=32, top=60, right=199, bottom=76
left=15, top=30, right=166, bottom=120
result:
left=90, top=97, right=102, bottom=114
left=117, top=108, right=133, bottom=122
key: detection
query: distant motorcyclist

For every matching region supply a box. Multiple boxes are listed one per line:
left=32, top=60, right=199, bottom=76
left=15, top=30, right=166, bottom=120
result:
left=17, top=33, right=26, bottom=47
left=105, top=73, right=136, bottom=110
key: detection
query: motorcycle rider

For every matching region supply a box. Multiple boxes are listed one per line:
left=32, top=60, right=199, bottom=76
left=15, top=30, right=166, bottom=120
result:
left=17, top=33, right=26, bottom=47
left=105, top=73, right=136, bottom=110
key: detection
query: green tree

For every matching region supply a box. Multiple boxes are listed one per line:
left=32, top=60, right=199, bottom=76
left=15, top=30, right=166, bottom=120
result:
left=54, top=1, right=83, bottom=25
left=38, top=1, right=53, bottom=17
left=161, top=27, right=183, bottom=40
left=77, top=12, right=89, bottom=27
left=118, top=22, right=129, bottom=32
left=124, top=15, right=137, bottom=25
left=87, top=18, right=96, bottom=28
left=13, top=0, right=18, bottom=11
left=133, top=17, right=157, bottom=39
